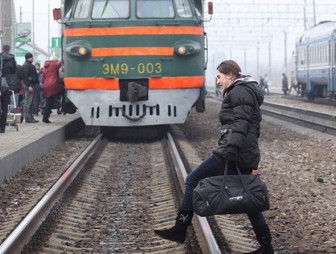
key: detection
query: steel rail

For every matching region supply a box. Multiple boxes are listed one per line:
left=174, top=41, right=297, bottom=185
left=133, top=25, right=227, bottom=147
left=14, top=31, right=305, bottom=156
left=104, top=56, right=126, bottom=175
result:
left=166, top=132, right=221, bottom=254
left=261, top=102, right=336, bottom=136
left=208, top=96, right=336, bottom=136
left=0, top=134, right=103, bottom=254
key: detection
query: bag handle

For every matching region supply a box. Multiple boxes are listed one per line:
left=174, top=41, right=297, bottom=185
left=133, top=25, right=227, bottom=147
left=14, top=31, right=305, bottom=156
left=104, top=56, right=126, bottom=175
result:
left=221, top=162, right=252, bottom=196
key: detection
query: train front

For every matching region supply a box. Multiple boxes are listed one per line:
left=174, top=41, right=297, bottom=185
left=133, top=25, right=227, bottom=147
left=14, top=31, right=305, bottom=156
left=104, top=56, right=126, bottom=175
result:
left=59, top=0, right=207, bottom=127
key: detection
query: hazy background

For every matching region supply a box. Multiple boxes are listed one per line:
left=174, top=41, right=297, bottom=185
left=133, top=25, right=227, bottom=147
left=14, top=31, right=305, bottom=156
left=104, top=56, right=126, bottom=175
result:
left=14, top=0, right=61, bottom=56
left=205, top=0, right=336, bottom=89
left=13, top=0, right=336, bottom=88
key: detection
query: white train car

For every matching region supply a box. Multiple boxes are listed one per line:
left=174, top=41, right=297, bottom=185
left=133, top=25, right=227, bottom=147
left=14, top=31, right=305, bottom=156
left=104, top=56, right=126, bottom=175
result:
left=296, top=21, right=336, bottom=100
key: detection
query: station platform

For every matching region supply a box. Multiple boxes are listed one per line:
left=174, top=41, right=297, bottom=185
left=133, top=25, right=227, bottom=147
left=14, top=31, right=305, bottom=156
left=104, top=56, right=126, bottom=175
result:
left=0, top=112, right=85, bottom=185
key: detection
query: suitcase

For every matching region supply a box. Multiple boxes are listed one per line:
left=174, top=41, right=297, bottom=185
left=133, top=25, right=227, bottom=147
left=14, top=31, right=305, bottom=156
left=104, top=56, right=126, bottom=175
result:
left=6, top=90, right=22, bottom=131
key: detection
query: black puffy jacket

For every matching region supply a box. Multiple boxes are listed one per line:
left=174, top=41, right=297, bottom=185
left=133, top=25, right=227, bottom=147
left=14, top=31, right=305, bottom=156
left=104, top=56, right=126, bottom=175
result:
left=1, top=52, right=16, bottom=77
left=1, top=52, right=17, bottom=90
left=212, top=76, right=264, bottom=171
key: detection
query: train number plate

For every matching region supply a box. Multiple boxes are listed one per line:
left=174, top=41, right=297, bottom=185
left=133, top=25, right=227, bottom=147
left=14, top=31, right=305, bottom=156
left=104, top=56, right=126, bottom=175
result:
left=103, top=62, right=162, bottom=76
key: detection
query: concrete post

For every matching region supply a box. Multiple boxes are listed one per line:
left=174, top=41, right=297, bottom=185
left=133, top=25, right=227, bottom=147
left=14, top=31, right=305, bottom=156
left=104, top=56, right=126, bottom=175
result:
left=2, top=0, right=12, bottom=47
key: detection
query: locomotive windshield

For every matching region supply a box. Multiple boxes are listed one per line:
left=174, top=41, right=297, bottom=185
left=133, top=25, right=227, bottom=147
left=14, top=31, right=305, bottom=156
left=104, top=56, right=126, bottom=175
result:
left=137, top=0, right=192, bottom=18
left=69, top=0, right=194, bottom=20
left=73, top=0, right=91, bottom=19
left=92, top=0, right=130, bottom=19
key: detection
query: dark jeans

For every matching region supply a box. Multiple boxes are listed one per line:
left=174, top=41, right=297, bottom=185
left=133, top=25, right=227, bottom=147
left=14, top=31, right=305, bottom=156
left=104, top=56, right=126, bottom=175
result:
left=33, top=84, right=41, bottom=115
left=24, top=87, right=36, bottom=122
left=0, top=89, right=10, bottom=131
left=181, top=155, right=266, bottom=228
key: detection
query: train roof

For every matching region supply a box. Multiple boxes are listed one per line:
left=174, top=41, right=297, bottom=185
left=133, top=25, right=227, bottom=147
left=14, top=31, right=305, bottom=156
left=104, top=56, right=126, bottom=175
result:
left=298, top=21, right=336, bottom=43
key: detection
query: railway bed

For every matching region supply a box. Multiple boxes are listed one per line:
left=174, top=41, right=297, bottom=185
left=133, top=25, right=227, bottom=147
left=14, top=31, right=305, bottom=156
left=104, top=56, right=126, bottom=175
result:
left=182, top=98, right=336, bottom=253
left=0, top=97, right=335, bottom=253
left=0, top=129, right=258, bottom=253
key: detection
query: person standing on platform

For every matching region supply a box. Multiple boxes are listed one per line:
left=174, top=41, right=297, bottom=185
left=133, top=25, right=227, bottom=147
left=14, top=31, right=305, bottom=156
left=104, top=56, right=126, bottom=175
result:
left=263, top=74, right=270, bottom=95
left=282, top=73, right=289, bottom=95
left=0, top=45, right=17, bottom=133
left=288, top=71, right=298, bottom=95
left=259, top=76, right=264, bottom=90
left=22, top=52, right=39, bottom=123
left=41, top=56, right=64, bottom=123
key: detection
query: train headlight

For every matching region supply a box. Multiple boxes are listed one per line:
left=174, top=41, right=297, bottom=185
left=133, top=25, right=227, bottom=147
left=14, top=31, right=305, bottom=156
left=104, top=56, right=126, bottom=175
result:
left=65, top=40, right=91, bottom=58
left=177, top=46, right=187, bottom=55
left=78, top=47, right=87, bottom=56
left=174, top=40, right=201, bottom=56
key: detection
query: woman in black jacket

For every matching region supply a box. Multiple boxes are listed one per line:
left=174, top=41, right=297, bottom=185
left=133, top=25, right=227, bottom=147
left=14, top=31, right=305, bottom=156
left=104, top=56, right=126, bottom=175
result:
left=154, top=60, right=274, bottom=254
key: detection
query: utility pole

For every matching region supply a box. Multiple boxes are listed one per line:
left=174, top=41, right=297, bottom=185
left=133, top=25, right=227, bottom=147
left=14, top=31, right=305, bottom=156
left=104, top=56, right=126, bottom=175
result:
left=268, top=40, right=272, bottom=78
left=2, top=0, right=12, bottom=48
left=284, top=31, right=287, bottom=73
left=303, top=0, right=307, bottom=30
left=244, top=48, right=247, bottom=71
left=257, top=45, right=259, bottom=74
left=313, top=0, right=316, bottom=26
left=32, top=0, right=36, bottom=58
left=48, top=0, right=51, bottom=56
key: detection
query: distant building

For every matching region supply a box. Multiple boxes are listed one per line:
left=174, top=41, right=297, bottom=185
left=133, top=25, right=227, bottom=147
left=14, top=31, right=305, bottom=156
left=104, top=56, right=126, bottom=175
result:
left=1, top=0, right=49, bottom=65
left=15, top=42, right=49, bottom=65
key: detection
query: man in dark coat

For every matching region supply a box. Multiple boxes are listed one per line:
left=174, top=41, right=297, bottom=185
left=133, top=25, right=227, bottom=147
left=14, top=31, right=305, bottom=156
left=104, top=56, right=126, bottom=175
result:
left=0, top=45, right=17, bottom=133
left=282, top=73, right=289, bottom=95
left=22, top=52, right=39, bottom=123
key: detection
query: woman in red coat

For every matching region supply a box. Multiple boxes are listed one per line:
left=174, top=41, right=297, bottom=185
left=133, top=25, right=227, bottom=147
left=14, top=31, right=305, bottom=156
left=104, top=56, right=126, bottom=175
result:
left=42, top=56, right=63, bottom=123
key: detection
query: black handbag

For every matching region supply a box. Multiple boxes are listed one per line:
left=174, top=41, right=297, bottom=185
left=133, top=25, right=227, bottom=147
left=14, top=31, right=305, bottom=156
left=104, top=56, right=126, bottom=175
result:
left=193, top=163, right=270, bottom=216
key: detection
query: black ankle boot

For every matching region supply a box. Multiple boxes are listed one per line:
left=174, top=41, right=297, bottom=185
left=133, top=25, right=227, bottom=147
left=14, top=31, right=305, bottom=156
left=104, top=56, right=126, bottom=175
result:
left=154, top=208, right=193, bottom=244
left=244, top=224, right=274, bottom=254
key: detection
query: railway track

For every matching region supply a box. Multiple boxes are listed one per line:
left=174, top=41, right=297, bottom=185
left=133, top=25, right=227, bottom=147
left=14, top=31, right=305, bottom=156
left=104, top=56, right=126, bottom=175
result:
left=2, top=96, right=332, bottom=253
left=209, top=94, right=336, bottom=137
left=1, top=94, right=334, bottom=253
left=0, top=129, right=261, bottom=254
left=0, top=135, right=102, bottom=254
left=261, top=101, right=336, bottom=136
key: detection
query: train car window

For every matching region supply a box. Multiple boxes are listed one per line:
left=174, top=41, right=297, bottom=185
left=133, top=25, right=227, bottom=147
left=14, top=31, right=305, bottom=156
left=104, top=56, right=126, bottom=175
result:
left=137, top=0, right=175, bottom=18
left=63, top=0, right=75, bottom=21
left=175, top=0, right=192, bottom=18
left=301, top=48, right=305, bottom=65
left=194, top=0, right=203, bottom=18
left=92, top=0, right=129, bottom=19
left=73, top=0, right=91, bottom=19
left=65, top=8, right=72, bottom=20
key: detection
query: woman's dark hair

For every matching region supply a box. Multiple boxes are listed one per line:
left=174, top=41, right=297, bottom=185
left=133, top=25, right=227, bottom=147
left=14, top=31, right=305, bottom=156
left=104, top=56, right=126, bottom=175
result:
left=217, top=60, right=241, bottom=77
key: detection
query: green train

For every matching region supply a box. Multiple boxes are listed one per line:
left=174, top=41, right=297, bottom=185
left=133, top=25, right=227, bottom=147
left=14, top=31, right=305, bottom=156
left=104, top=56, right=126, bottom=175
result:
left=54, top=0, right=212, bottom=127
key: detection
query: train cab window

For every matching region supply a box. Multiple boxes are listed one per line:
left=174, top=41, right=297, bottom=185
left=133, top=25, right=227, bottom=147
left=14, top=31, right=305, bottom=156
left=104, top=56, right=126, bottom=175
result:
left=92, top=0, right=129, bottom=19
left=137, top=0, right=175, bottom=18
left=175, top=0, right=192, bottom=18
left=63, top=0, right=75, bottom=21
left=73, top=0, right=91, bottom=19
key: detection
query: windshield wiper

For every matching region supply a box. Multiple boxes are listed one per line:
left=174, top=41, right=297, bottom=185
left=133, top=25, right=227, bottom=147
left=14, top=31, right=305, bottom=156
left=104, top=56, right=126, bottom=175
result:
left=101, top=0, right=109, bottom=17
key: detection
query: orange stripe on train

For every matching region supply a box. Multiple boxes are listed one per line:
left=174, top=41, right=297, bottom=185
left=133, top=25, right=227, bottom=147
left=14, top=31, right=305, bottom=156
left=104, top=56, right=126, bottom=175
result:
left=92, top=47, right=174, bottom=57
left=64, top=77, right=204, bottom=90
left=64, top=26, right=204, bottom=36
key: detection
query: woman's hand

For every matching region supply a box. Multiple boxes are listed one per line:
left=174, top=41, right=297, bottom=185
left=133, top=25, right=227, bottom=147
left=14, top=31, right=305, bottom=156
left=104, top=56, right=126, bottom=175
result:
left=252, top=170, right=260, bottom=176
